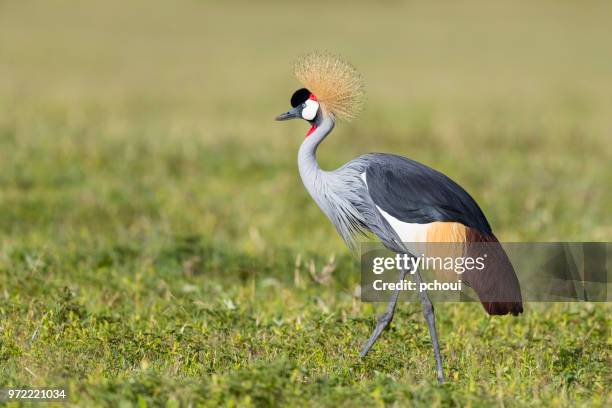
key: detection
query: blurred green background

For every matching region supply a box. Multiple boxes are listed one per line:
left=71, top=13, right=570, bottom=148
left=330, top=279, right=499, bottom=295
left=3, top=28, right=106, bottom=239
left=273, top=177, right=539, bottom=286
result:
left=0, top=1, right=610, bottom=406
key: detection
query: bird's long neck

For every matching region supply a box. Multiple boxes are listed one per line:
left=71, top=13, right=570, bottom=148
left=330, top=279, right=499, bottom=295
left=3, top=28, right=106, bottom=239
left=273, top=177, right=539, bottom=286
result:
left=298, top=112, right=335, bottom=195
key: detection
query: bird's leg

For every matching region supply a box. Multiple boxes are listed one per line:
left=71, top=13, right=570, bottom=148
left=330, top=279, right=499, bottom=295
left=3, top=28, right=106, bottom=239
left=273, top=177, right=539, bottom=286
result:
left=359, top=268, right=407, bottom=358
left=413, top=269, right=445, bottom=383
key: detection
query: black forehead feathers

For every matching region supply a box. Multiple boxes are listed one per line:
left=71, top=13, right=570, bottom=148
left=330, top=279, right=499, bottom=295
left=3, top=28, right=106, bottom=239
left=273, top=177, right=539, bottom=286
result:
left=291, top=88, right=311, bottom=107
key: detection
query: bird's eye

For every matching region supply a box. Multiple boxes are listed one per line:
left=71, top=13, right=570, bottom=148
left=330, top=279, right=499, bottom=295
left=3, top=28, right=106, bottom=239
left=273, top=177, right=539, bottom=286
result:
left=302, top=103, right=307, bottom=108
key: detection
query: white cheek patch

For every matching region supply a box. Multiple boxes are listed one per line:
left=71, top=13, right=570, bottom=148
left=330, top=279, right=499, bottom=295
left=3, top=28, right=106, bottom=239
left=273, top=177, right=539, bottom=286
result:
left=302, top=99, right=319, bottom=121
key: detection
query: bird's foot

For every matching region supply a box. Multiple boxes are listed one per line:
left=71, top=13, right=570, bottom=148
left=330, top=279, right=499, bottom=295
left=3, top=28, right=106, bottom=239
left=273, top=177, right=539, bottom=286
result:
left=359, top=311, right=394, bottom=358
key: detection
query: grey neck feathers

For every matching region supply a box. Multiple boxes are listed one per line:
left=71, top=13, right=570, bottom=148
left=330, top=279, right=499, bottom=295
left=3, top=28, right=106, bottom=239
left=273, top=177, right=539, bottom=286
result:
left=297, top=112, right=335, bottom=196
left=296, top=112, right=371, bottom=249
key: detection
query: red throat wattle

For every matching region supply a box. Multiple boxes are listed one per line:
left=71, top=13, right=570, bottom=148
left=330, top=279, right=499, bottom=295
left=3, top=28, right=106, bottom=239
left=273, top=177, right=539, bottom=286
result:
left=306, top=125, right=317, bottom=137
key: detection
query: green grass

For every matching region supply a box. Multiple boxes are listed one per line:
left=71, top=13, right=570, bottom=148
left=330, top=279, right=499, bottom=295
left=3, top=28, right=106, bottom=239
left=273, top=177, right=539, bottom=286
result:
left=0, top=0, right=611, bottom=406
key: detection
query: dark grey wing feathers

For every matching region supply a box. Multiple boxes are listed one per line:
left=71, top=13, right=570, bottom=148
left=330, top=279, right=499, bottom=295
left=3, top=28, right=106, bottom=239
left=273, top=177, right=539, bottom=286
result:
left=364, top=153, right=492, bottom=235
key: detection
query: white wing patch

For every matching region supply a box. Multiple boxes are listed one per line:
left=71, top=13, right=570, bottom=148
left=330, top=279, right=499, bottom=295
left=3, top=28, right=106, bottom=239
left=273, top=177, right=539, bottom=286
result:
left=377, top=205, right=432, bottom=256
left=376, top=205, right=430, bottom=243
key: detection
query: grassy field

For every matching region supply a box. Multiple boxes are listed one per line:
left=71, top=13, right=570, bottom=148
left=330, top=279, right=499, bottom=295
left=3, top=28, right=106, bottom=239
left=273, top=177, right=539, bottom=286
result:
left=0, top=0, right=611, bottom=406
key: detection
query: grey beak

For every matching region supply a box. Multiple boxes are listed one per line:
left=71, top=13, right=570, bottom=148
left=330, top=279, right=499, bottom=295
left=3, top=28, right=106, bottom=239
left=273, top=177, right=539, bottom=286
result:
left=275, top=106, right=301, bottom=121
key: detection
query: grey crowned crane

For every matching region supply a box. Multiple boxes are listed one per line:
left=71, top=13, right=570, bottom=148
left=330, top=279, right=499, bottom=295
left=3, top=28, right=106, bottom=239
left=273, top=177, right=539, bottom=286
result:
left=275, top=52, right=522, bottom=383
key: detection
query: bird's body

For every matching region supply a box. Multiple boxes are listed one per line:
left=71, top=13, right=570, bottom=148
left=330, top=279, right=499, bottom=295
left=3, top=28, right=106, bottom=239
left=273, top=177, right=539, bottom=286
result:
left=277, top=52, right=522, bottom=383
left=298, top=113, right=523, bottom=316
